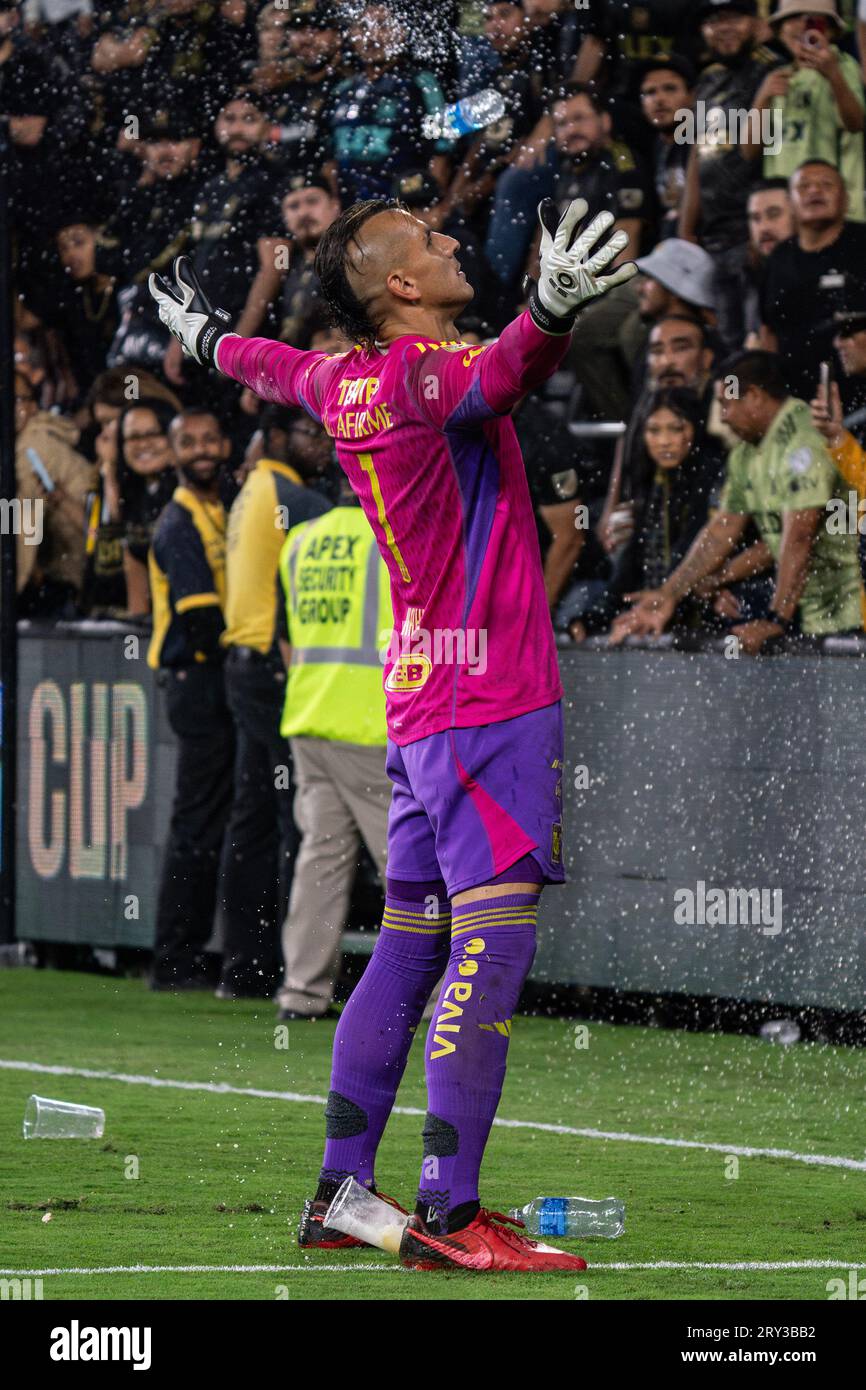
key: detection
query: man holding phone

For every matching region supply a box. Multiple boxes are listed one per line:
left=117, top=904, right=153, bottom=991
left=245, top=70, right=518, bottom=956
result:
left=749, top=0, right=865, bottom=218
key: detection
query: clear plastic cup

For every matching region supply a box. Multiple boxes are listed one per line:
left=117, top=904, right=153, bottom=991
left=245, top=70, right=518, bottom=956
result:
left=324, top=1177, right=409, bottom=1254
left=23, top=1094, right=105, bottom=1140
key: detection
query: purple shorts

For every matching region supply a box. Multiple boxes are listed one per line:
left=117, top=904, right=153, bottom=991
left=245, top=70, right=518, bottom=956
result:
left=385, top=701, right=565, bottom=897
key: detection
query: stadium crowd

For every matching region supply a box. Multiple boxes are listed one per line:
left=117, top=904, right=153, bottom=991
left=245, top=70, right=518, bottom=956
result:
left=9, top=0, right=866, bottom=1002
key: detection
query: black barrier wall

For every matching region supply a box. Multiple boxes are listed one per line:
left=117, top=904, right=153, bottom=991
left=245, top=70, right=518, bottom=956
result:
left=15, top=627, right=866, bottom=1010
left=536, top=642, right=866, bottom=1012
left=17, top=624, right=171, bottom=950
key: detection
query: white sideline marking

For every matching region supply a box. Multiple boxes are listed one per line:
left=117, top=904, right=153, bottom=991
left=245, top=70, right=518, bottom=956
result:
left=1, top=1261, right=864, bottom=1277
left=2, top=1056, right=865, bottom=1172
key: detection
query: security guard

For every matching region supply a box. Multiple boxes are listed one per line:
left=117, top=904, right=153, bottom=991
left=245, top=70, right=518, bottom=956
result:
left=217, top=404, right=332, bottom=999
left=147, top=407, right=234, bottom=990
left=275, top=481, right=392, bottom=1021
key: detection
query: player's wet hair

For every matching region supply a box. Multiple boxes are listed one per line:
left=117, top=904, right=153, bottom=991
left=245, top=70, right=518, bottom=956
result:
left=314, top=198, right=401, bottom=350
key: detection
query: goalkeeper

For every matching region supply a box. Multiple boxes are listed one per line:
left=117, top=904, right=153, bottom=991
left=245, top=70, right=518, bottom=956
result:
left=150, top=198, right=635, bottom=1274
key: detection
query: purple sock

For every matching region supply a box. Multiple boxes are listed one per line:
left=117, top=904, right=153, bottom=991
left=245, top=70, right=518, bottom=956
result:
left=417, top=888, right=539, bottom=1229
left=319, top=888, right=450, bottom=1191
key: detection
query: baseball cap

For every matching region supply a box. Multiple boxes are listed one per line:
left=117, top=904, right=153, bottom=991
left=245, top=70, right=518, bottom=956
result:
left=635, top=238, right=717, bottom=311
left=631, top=53, right=697, bottom=98
left=282, top=173, right=335, bottom=197
left=140, top=107, right=201, bottom=142
left=831, top=310, right=866, bottom=334
left=697, top=0, right=758, bottom=16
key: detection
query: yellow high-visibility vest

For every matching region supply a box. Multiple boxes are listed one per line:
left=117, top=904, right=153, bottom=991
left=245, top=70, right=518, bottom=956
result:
left=278, top=506, right=391, bottom=746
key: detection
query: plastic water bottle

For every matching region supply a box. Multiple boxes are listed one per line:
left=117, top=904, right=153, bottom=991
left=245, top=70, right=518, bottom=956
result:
left=759, top=1019, right=801, bottom=1045
left=422, top=88, right=506, bottom=141
left=509, top=1197, right=625, bottom=1239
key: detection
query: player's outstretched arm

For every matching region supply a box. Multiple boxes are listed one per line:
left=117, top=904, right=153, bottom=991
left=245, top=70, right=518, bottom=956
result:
left=408, top=200, right=637, bottom=426
left=148, top=257, right=329, bottom=416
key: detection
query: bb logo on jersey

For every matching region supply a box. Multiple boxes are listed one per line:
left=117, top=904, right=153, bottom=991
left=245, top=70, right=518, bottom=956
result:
left=385, top=654, right=432, bottom=692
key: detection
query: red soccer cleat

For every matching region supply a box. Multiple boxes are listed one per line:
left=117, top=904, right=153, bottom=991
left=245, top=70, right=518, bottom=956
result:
left=298, top=1191, right=406, bottom=1250
left=399, top=1208, right=588, bottom=1272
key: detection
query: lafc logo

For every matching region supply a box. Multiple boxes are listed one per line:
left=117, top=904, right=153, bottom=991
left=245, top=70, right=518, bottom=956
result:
left=385, top=654, right=431, bottom=691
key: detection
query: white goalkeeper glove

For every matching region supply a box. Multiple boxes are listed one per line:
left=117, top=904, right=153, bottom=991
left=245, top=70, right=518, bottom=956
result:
left=148, top=256, right=236, bottom=368
left=528, top=198, right=638, bottom=336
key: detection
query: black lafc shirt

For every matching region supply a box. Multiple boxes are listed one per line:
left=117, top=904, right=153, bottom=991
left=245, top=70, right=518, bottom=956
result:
left=761, top=223, right=866, bottom=408
left=555, top=141, right=653, bottom=247
left=189, top=160, right=284, bottom=315
left=694, top=47, right=781, bottom=252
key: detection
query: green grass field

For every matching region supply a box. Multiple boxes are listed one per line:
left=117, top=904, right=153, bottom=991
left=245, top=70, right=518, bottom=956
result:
left=1, top=969, right=865, bottom=1301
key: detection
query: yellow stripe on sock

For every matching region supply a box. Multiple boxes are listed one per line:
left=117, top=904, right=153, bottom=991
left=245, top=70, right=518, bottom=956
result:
left=382, top=919, right=450, bottom=935
left=450, top=914, right=537, bottom=938
left=451, top=903, right=539, bottom=926
left=383, top=905, right=451, bottom=920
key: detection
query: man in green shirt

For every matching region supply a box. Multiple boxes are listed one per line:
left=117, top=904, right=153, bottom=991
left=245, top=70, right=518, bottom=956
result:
left=610, top=349, right=862, bottom=652
left=749, top=0, right=865, bottom=220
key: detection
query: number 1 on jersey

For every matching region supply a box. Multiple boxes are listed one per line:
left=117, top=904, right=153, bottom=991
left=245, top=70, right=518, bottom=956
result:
left=359, top=451, right=411, bottom=583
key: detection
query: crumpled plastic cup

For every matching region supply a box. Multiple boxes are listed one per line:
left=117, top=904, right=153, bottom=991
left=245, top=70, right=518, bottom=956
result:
left=324, top=1177, right=409, bottom=1254
left=23, top=1094, right=105, bottom=1140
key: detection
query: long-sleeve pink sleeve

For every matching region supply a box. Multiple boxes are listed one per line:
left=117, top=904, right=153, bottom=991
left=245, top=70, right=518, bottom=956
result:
left=403, top=311, right=572, bottom=429
left=216, top=334, right=332, bottom=420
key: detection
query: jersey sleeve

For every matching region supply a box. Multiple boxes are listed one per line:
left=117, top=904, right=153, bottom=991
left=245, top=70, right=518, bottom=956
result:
left=216, top=335, right=333, bottom=421
left=778, top=426, right=838, bottom=510
left=718, top=444, right=750, bottom=516
left=403, top=311, right=571, bottom=430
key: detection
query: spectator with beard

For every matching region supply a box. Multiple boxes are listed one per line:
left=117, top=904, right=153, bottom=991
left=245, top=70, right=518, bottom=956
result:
left=164, top=89, right=289, bottom=389
left=571, top=236, right=717, bottom=420
left=492, top=82, right=650, bottom=298
left=551, top=82, right=650, bottom=258
left=749, top=0, right=864, bottom=218
left=278, top=174, right=341, bottom=345
left=634, top=54, right=695, bottom=240
left=261, top=0, right=343, bottom=178
left=321, top=1, right=450, bottom=206
left=101, top=106, right=204, bottom=375
left=147, top=407, right=235, bottom=992
left=743, top=179, right=794, bottom=339
left=678, top=0, right=782, bottom=350
left=760, top=160, right=866, bottom=408
left=116, top=397, right=178, bottom=615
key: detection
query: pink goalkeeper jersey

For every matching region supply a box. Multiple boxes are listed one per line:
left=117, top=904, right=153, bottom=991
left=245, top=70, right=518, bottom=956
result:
left=217, top=313, right=567, bottom=745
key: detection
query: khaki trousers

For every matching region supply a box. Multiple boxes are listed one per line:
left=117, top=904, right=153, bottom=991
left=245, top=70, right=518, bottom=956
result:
left=277, top=736, right=390, bottom=1015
